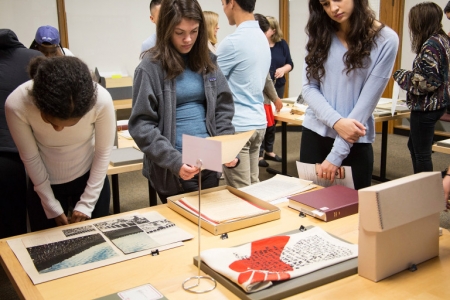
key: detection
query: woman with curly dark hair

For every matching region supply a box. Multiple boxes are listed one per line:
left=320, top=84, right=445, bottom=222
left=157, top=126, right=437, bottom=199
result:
left=300, top=0, right=398, bottom=189
left=394, top=2, right=450, bottom=174
left=129, top=0, right=235, bottom=203
left=5, top=56, right=115, bottom=231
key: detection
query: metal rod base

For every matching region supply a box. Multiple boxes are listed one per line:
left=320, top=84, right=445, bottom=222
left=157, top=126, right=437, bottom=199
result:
left=182, top=275, right=217, bottom=293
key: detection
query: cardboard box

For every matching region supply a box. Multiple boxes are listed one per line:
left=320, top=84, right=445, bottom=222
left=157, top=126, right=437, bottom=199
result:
left=358, top=172, right=445, bottom=282
left=167, top=185, right=280, bottom=235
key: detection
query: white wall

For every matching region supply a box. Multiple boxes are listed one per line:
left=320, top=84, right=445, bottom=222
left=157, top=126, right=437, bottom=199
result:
left=64, top=0, right=278, bottom=77
left=0, top=0, right=59, bottom=47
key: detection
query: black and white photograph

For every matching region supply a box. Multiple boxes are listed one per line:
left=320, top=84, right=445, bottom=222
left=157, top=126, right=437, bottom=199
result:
left=62, top=225, right=96, bottom=237
left=26, top=234, right=118, bottom=274
left=94, top=216, right=161, bottom=254
left=138, top=219, right=175, bottom=234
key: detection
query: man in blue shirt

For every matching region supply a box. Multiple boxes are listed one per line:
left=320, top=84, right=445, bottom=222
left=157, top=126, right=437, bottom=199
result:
left=141, top=0, right=161, bottom=54
left=218, top=0, right=271, bottom=188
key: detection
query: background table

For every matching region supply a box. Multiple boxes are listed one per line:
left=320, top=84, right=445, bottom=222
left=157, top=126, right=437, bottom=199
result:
left=274, top=107, right=410, bottom=182
left=107, top=136, right=157, bottom=213
left=1, top=200, right=449, bottom=299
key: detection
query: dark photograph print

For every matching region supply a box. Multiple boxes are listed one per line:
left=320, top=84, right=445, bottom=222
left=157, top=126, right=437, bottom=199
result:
left=62, top=225, right=96, bottom=237
left=138, top=219, right=175, bottom=234
left=94, top=216, right=161, bottom=254
left=26, top=234, right=118, bottom=274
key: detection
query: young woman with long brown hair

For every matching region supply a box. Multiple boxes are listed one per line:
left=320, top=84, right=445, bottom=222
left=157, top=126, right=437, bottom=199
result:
left=129, top=0, right=235, bottom=203
left=394, top=2, right=450, bottom=174
left=300, top=0, right=398, bottom=189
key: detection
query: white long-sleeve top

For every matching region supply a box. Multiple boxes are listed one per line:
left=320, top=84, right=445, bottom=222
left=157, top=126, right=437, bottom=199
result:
left=5, top=80, right=115, bottom=219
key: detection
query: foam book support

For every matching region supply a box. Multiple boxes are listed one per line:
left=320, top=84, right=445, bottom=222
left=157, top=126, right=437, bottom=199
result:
left=288, top=185, right=358, bottom=222
left=358, top=172, right=445, bottom=282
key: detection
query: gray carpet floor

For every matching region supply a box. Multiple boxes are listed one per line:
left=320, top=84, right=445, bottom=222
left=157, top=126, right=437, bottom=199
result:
left=1, top=130, right=450, bottom=299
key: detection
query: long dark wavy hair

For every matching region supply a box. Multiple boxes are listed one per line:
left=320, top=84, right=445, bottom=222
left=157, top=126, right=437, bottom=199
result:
left=146, top=0, right=215, bottom=80
left=305, top=0, right=384, bottom=82
left=28, top=56, right=96, bottom=119
left=409, top=2, right=446, bottom=55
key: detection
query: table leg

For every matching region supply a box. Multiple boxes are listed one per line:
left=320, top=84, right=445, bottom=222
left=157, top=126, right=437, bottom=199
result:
left=281, top=121, right=287, bottom=175
left=266, top=121, right=287, bottom=176
left=372, top=121, right=389, bottom=182
left=111, top=174, right=120, bottom=214
left=149, top=181, right=158, bottom=206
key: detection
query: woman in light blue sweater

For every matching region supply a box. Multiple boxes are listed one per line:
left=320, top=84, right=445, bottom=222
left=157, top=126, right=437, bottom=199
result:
left=300, top=0, right=398, bottom=189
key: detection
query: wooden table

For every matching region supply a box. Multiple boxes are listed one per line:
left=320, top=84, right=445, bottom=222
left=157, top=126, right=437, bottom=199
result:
left=274, top=107, right=410, bottom=182
left=1, top=201, right=449, bottom=299
left=113, top=99, right=132, bottom=111
left=432, top=144, right=450, bottom=155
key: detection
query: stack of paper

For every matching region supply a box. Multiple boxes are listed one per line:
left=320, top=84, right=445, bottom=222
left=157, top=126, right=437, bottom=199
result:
left=239, top=174, right=314, bottom=204
left=174, top=189, right=270, bottom=224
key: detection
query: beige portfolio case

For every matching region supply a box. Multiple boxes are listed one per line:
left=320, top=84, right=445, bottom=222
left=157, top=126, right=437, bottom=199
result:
left=358, top=172, right=445, bottom=282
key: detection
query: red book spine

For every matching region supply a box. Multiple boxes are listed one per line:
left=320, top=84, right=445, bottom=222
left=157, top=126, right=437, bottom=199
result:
left=117, top=124, right=128, bottom=131
left=325, top=203, right=359, bottom=221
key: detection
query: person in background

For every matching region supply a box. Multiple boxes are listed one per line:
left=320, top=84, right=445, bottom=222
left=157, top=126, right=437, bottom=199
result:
left=30, top=25, right=74, bottom=57
left=129, top=0, right=235, bottom=204
left=253, top=13, right=283, bottom=168
left=5, top=56, right=115, bottom=231
left=217, top=0, right=271, bottom=188
left=266, top=16, right=293, bottom=98
left=444, top=1, right=450, bottom=20
left=300, top=0, right=398, bottom=190
left=0, top=29, right=43, bottom=238
left=442, top=166, right=450, bottom=209
left=394, top=2, right=450, bottom=174
left=203, top=11, right=220, bottom=54
left=141, top=0, right=162, bottom=53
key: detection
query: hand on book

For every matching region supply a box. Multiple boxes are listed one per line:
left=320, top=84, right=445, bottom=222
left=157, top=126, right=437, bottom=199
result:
left=179, top=164, right=199, bottom=180
left=317, top=160, right=339, bottom=183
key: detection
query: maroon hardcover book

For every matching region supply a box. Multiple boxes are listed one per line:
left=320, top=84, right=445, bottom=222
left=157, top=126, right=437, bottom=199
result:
left=288, top=185, right=358, bottom=222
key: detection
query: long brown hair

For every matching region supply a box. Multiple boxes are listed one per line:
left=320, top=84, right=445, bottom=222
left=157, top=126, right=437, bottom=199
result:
left=146, top=0, right=215, bottom=79
left=409, top=2, right=446, bottom=54
left=305, top=0, right=384, bottom=82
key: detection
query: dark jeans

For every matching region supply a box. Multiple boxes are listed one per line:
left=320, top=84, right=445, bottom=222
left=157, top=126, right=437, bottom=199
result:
left=0, top=152, right=27, bottom=238
left=157, top=170, right=219, bottom=204
left=259, top=124, right=277, bottom=157
left=27, top=171, right=111, bottom=232
left=275, top=85, right=285, bottom=99
left=300, top=127, right=374, bottom=190
left=408, top=108, right=445, bottom=173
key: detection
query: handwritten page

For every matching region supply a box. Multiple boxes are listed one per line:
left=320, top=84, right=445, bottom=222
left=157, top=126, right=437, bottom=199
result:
left=296, top=161, right=354, bottom=189
left=177, top=189, right=269, bottom=224
left=207, top=130, right=255, bottom=164
left=239, top=174, right=314, bottom=203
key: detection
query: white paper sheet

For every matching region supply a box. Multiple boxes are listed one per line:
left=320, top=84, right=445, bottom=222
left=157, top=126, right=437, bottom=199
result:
left=391, top=81, right=400, bottom=116
left=296, top=162, right=354, bottom=189
left=239, top=174, right=314, bottom=203
left=177, top=189, right=269, bottom=224
left=8, top=212, right=192, bottom=284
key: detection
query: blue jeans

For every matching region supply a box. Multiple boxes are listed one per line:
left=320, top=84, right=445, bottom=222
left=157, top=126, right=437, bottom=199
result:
left=408, top=108, right=445, bottom=173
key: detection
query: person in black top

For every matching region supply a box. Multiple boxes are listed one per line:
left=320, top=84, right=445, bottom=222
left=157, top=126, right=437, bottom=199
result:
left=0, top=29, right=42, bottom=238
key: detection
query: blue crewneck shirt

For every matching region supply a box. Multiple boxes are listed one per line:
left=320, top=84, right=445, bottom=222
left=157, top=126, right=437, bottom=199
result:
left=175, top=65, right=208, bottom=152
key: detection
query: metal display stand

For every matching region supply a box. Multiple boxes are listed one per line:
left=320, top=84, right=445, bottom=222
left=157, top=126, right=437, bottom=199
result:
left=182, top=159, right=217, bottom=293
